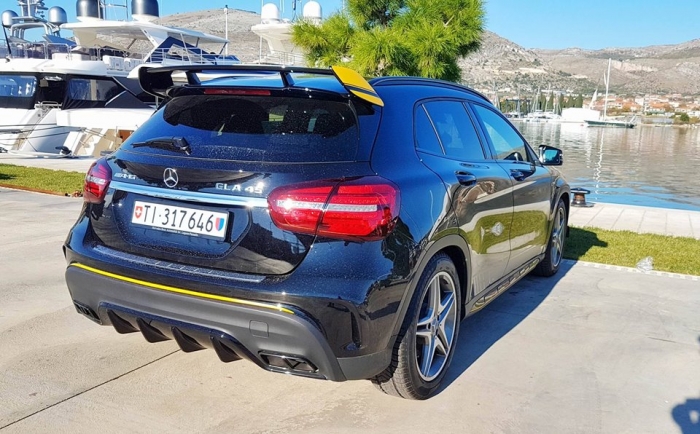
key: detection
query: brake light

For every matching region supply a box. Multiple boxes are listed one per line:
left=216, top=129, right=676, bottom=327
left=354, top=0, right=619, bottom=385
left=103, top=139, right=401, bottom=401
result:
left=268, top=177, right=400, bottom=241
left=203, top=89, right=271, bottom=96
left=84, top=158, right=112, bottom=203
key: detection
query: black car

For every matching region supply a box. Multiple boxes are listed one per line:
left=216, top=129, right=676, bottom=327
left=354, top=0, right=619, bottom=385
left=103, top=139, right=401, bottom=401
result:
left=64, top=65, right=569, bottom=400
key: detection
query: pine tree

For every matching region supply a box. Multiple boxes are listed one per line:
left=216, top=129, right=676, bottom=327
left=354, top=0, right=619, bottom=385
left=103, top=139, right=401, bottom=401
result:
left=292, top=0, right=485, bottom=82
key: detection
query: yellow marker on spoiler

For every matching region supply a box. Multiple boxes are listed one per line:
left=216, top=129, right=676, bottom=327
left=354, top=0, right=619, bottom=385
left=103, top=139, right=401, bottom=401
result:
left=332, top=66, right=384, bottom=107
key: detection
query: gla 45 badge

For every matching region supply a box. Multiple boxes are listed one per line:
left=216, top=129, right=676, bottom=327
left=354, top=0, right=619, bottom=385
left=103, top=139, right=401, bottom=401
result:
left=216, top=182, right=264, bottom=195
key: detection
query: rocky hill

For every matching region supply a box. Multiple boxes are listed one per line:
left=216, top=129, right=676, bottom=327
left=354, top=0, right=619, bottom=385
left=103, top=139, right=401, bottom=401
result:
left=156, top=8, right=269, bottom=63
left=533, top=40, right=700, bottom=95
left=456, top=31, right=599, bottom=94
left=157, top=8, right=700, bottom=95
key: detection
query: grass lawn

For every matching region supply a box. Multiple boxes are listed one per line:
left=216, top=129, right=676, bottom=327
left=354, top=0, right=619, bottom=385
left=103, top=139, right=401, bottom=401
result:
left=1, top=164, right=699, bottom=276
left=0, top=164, right=84, bottom=196
left=565, top=227, right=700, bottom=276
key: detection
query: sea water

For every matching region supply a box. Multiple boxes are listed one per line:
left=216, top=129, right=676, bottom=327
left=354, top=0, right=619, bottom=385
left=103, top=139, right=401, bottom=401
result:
left=516, top=122, right=700, bottom=211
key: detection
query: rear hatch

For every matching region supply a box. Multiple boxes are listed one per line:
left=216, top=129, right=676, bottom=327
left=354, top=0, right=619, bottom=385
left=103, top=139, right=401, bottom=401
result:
left=88, top=75, right=384, bottom=276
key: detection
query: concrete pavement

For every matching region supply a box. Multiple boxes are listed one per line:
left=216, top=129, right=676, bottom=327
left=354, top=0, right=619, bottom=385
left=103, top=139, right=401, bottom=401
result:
left=0, top=153, right=96, bottom=173
left=569, top=201, right=700, bottom=240
left=1, top=188, right=699, bottom=433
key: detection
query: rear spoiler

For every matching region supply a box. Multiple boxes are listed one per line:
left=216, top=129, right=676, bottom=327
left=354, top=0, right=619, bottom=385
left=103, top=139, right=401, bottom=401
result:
left=137, top=64, right=384, bottom=107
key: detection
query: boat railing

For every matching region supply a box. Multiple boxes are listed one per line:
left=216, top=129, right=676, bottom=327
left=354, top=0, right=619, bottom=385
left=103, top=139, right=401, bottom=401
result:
left=35, top=101, right=62, bottom=110
left=5, top=42, right=73, bottom=60
left=4, top=42, right=241, bottom=68
left=146, top=47, right=241, bottom=66
left=257, top=51, right=306, bottom=66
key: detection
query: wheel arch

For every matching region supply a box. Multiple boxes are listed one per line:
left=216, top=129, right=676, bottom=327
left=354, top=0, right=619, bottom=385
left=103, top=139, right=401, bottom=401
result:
left=386, top=233, right=472, bottom=349
left=559, top=191, right=571, bottom=227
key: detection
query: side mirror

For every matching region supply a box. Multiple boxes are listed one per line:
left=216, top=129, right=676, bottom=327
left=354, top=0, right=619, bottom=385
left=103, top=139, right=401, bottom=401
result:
left=538, top=145, right=563, bottom=166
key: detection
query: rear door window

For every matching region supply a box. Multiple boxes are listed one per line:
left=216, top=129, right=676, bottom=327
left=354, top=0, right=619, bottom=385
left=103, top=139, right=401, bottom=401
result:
left=123, top=95, right=361, bottom=162
left=422, top=101, right=485, bottom=161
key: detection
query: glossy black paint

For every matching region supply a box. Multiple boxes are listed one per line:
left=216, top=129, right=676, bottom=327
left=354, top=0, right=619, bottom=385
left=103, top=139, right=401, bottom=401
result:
left=64, top=72, right=569, bottom=381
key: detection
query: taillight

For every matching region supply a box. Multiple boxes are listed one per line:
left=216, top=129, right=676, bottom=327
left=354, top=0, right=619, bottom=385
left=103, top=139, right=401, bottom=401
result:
left=268, top=177, right=400, bottom=241
left=84, top=158, right=112, bottom=203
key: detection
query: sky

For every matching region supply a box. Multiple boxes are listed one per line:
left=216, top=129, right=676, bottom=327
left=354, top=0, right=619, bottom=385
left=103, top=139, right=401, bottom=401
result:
left=10, top=0, right=700, bottom=50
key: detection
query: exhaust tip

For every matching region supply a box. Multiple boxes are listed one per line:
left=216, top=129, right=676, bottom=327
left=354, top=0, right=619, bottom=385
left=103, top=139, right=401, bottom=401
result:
left=73, top=301, right=101, bottom=324
left=259, top=352, right=318, bottom=374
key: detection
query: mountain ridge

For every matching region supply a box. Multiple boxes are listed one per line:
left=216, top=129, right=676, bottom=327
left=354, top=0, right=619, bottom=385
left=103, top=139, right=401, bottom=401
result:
left=158, top=9, right=700, bottom=95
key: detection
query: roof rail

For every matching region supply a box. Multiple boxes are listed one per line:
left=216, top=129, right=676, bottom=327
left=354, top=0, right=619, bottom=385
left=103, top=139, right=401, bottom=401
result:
left=369, top=76, right=491, bottom=103
left=137, top=64, right=384, bottom=106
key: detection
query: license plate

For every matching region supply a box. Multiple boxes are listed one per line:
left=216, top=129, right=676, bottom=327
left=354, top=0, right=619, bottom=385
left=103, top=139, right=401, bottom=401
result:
left=131, top=201, right=228, bottom=240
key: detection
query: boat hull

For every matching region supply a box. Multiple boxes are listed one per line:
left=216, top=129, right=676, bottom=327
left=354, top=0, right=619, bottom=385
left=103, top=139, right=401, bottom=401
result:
left=585, top=120, right=635, bottom=128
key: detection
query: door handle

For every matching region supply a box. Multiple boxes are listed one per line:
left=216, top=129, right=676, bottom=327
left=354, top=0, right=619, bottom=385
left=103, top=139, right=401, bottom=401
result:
left=510, top=169, right=526, bottom=181
left=455, top=171, right=477, bottom=186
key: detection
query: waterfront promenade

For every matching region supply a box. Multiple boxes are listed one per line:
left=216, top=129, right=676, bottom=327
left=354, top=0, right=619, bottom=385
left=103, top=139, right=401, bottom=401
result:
left=1, top=153, right=699, bottom=239
left=569, top=202, right=700, bottom=240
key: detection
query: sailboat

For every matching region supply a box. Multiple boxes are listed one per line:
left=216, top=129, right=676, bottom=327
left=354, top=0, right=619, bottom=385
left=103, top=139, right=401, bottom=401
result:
left=585, top=59, right=636, bottom=128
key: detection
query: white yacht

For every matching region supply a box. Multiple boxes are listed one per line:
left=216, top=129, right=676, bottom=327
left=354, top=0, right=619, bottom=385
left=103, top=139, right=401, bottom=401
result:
left=251, top=1, right=322, bottom=66
left=0, top=0, right=239, bottom=157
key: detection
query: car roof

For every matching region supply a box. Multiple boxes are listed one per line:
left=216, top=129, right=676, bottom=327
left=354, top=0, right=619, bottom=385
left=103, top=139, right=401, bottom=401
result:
left=370, top=76, right=491, bottom=103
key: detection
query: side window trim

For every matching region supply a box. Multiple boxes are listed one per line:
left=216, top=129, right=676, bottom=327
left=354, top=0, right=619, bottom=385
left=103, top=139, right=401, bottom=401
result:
left=416, top=103, right=446, bottom=155
left=462, top=102, right=496, bottom=160
left=469, top=102, right=540, bottom=165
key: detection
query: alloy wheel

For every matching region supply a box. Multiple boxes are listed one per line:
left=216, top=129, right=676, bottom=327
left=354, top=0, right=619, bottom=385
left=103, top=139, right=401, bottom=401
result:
left=550, top=206, right=566, bottom=267
left=415, top=271, right=458, bottom=382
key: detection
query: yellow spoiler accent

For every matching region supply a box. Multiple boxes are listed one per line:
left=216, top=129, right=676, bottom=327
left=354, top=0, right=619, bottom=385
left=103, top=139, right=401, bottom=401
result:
left=70, top=263, right=295, bottom=315
left=331, top=65, right=384, bottom=107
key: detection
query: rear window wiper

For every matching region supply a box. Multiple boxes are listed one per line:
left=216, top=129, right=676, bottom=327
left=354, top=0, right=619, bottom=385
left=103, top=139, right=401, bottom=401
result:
left=131, top=137, right=191, bottom=155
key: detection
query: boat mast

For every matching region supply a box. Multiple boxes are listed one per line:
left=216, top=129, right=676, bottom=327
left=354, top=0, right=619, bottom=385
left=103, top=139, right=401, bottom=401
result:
left=603, top=58, right=611, bottom=121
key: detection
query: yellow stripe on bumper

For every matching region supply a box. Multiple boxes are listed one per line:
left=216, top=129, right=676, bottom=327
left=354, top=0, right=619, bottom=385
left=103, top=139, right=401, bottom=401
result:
left=69, top=263, right=295, bottom=315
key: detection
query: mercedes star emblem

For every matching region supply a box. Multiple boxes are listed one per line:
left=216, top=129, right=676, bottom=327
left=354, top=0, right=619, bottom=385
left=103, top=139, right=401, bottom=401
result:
left=163, top=168, right=179, bottom=188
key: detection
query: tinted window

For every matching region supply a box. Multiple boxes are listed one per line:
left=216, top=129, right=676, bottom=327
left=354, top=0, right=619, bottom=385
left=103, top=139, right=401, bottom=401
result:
left=424, top=101, right=485, bottom=161
left=123, top=95, right=360, bottom=162
left=414, top=105, right=443, bottom=154
left=472, top=104, right=531, bottom=162
left=67, top=78, right=121, bottom=102
left=0, top=75, right=37, bottom=109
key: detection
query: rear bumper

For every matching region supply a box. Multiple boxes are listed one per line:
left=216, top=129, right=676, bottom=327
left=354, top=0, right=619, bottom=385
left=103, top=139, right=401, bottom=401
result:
left=65, top=264, right=390, bottom=381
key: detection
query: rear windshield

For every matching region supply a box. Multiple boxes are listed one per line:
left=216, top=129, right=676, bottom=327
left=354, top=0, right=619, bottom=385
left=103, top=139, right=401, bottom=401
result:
left=122, top=95, right=360, bottom=162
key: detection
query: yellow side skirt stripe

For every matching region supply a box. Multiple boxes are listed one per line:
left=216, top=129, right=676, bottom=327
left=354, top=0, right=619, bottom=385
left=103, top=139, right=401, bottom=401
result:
left=69, top=263, right=294, bottom=315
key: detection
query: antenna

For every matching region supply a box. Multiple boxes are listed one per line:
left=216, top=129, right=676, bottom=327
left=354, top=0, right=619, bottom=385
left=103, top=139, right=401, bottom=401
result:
left=224, top=4, right=228, bottom=56
left=103, top=0, right=129, bottom=21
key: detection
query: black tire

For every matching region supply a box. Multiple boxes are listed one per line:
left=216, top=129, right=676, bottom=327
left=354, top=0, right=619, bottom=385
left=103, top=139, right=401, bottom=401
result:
left=372, top=253, right=461, bottom=399
left=533, top=198, right=567, bottom=277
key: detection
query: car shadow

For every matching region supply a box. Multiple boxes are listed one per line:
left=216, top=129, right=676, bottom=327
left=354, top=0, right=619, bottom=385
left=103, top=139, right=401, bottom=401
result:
left=564, top=227, right=608, bottom=260
left=671, top=336, right=700, bottom=434
left=438, top=260, right=575, bottom=393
